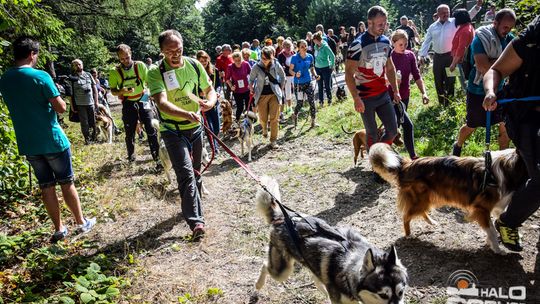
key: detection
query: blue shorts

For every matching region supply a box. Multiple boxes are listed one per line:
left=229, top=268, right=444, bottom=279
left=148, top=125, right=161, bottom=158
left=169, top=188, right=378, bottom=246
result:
left=26, top=148, right=74, bottom=189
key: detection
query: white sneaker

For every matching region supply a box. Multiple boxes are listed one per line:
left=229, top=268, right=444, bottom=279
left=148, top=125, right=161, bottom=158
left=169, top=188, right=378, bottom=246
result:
left=78, top=217, right=96, bottom=234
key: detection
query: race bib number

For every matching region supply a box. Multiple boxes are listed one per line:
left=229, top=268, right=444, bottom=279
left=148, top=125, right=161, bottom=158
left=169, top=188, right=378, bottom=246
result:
left=163, top=70, right=180, bottom=91
left=237, top=79, right=245, bottom=89
left=370, top=52, right=386, bottom=77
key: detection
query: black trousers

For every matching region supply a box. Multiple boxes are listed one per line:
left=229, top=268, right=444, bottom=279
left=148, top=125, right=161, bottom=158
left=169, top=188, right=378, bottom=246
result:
left=433, top=52, right=455, bottom=106
left=500, top=115, right=540, bottom=228
left=122, top=100, right=159, bottom=160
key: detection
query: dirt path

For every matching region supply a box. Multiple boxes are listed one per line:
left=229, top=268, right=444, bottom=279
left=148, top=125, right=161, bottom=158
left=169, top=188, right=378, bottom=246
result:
left=82, top=101, right=540, bottom=304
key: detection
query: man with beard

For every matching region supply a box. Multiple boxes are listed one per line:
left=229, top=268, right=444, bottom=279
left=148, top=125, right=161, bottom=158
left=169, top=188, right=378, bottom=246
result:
left=109, top=44, right=160, bottom=166
left=70, top=59, right=99, bottom=144
left=147, top=30, right=217, bottom=240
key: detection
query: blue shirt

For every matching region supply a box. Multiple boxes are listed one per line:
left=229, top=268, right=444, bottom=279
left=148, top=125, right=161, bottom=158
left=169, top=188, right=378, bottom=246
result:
left=467, top=33, right=514, bottom=95
left=290, top=53, right=314, bottom=84
left=0, top=67, right=69, bottom=156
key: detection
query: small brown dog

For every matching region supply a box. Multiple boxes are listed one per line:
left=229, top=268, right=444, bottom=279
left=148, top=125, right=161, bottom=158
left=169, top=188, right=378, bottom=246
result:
left=220, top=99, right=233, bottom=135
left=342, top=125, right=402, bottom=165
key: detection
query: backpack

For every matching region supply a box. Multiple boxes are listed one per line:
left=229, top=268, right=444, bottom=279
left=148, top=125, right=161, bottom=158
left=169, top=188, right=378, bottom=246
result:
left=116, top=61, right=143, bottom=89
left=156, top=57, right=202, bottom=126
left=461, top=45, right=473, bottom=81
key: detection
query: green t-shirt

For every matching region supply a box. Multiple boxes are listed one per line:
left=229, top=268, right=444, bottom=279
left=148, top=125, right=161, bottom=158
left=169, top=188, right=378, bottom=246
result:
left=147, top=57, right=211, bottom=131
left=108, top=61, right=148, bottom=100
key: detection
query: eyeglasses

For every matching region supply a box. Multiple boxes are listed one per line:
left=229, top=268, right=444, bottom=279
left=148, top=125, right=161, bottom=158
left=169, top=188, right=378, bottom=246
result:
left=163, top=48, right=183, bottom=57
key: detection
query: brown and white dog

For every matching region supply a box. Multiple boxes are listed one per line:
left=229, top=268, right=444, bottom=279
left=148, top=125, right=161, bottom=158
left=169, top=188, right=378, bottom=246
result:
left=95, top=104, right=113, bottom=144
left=220, top=99, right=234, bottom=135
left=342, top=126, right=403, bottom=165
left=369, top=143, right=528, bottom=253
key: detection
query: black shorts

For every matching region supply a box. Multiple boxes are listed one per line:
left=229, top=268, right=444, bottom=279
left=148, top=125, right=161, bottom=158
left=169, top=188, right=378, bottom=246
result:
left=465, top=92, right=504, bottom=128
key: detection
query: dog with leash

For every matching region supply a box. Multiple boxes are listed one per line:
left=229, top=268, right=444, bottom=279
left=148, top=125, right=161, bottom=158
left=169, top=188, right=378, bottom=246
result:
left=237, top=111, right=257, bottom=161
left=255, top=176, right=408, bottom=304
left=220, top=99, right=234, bottom=136
left=342, top=125, right=403, bottom=165
left=95, top=104, right=114, bottom=144
left=369, top=143, right=528, bottom=254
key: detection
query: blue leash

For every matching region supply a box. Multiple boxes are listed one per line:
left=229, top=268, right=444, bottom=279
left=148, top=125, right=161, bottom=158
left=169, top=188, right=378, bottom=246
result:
left=482, top=96, right=540, bottom=190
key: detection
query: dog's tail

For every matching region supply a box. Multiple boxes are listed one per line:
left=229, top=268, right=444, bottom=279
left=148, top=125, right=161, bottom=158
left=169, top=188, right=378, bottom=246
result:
left=256, top=176, right=282, bottom=224
left=368, top=143, right=405, bottom=184
left=341, top=125, right=356, bottom=135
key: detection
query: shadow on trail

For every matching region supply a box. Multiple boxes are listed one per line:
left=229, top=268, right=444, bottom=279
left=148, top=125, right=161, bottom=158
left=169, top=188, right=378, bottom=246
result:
left=316, top=166, right=389, bottom=226
left=395, top=237, right=532, bottom=294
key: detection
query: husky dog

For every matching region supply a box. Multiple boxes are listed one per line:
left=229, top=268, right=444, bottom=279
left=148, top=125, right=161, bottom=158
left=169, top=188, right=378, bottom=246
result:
left=238, top=111, right=257, bottom=161
left=369, top=143, right=528, bottom=253
left=95, top=104, right=113, bottom=144
left=255, top=176, right=408, bottom=304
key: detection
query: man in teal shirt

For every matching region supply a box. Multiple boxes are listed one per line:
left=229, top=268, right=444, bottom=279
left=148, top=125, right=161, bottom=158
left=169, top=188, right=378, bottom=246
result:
left=148, top=30, right=217, bottom=240
left=0, top=37, right=95, bottom=242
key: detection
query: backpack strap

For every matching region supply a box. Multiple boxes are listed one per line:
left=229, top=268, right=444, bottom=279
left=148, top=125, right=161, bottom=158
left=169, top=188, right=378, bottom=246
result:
left=156, top=57, right=203, bottom=127
left=116, top=65, right=125, bottom=88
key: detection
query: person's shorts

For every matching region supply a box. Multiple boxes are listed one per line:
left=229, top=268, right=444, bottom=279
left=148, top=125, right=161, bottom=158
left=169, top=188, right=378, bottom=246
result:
left=26, top=147, right=74, bottom=189
left=466, top=92, right=504, bottom=128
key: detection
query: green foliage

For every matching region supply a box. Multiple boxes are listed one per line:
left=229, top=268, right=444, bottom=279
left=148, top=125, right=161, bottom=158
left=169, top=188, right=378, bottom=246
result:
left=504, top=0, right=540, bottom=28
left=0, top=100, right=31, bottom=203
left=58, top=35, right=112, bottom=73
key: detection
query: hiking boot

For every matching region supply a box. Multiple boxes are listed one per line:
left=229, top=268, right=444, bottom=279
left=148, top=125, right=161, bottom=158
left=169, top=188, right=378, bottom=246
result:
left=192, top=223, right=206, bottom=241
left=270, top=141, right=279, bottom=149
left=310, top=118, right=319, bottom=128
left=452, top=142, right=462, bottom=157
left=50, top=226, right=68, bottom=243
left=495, top=219, right=523, bottom=252
left=77, top=217, right=96, bottom=234
left=279, top=113, right=286, bottom=124
left=127, top=155, right=136, bottom=162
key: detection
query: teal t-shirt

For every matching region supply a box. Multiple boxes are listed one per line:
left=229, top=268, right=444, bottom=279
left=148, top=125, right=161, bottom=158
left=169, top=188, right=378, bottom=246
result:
left=467, top=33, right=514, bottom=95
left=0, top=67, right=69, bottom=156
left=147, top=57, right=211, bottom=131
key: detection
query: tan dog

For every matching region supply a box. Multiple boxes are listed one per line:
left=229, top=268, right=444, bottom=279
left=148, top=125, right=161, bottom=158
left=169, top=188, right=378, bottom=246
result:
left=96, top=104, right=113, bottom=144
left=220, top=99, right=233, bottom=135
left=342, top=125, right=403, bottom=165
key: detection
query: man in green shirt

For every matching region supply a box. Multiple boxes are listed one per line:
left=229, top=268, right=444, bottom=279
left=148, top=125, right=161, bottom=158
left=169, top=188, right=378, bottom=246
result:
left=148, top=30, right=217, bottom=240
left=109, top=44, right=160, bottom=164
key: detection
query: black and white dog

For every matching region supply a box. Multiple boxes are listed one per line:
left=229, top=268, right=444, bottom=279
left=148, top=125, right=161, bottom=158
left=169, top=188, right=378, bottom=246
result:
left=255, top=176, right=408, bottom=304
left=237, top=111, right=257, bottom=162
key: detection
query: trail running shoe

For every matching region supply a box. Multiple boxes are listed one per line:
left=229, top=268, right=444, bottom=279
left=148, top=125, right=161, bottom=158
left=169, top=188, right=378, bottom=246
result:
left=50, top=226, right=68, bottom=243
left=192, top=223, right=206, bottom=241
left=78, top=218, right=96, bottom=234
left=495, top=219, right=523, bottom=252
left=452, top=142, right=462, bottom=157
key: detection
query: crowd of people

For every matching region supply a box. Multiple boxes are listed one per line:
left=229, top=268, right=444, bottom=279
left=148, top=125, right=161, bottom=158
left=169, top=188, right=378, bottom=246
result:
left=0, top=2, right=539, bottom=254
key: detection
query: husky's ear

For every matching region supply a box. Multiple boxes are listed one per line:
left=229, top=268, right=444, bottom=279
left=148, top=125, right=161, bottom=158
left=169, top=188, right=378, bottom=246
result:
left=362, top=248, right=376, bottom=273
left=387, top=245, right=403, bottom=267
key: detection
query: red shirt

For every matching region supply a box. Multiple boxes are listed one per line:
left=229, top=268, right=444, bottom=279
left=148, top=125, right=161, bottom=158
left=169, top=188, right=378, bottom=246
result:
left=215, top=54, right=233, bottom=72
left=451, top=23, right=475, bottom=61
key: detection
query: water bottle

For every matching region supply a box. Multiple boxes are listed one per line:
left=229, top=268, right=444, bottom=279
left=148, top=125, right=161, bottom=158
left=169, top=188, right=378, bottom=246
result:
left=396, top=70, right=402, bottom=85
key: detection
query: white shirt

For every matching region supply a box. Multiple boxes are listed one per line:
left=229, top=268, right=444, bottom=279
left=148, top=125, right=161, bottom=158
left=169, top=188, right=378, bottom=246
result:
left=419, top=5, right=481, bottom=57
